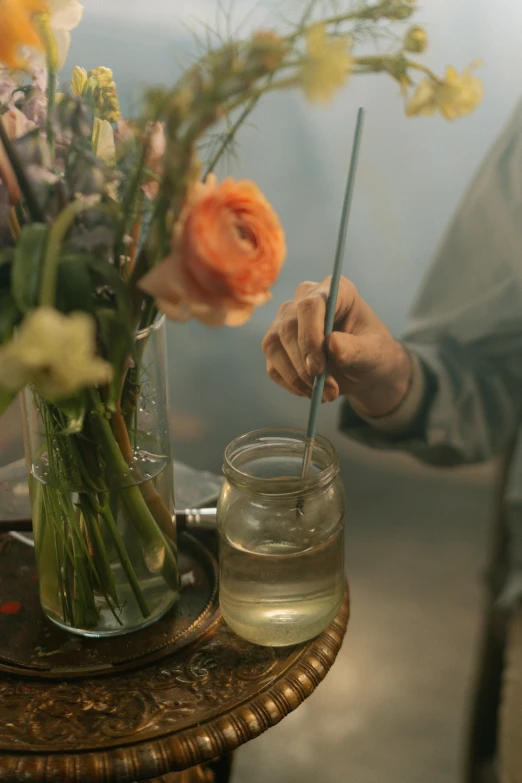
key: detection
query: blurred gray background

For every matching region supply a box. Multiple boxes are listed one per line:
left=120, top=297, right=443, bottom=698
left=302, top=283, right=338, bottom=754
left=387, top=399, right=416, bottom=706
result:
left=3, top=1, right=522, bottom=780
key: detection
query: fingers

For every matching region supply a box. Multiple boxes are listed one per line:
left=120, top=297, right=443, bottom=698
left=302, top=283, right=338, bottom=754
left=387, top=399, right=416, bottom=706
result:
left=294, top=276, right=359, bottom=376
left=296, top=290, right=327, bottom=376
left=277, top=308, right=313, bottom=386
left=265, top=360, right=309, bottom=397
left=262, top=300, right=314, bottom=394
left=266, top=359, right=340, bottom=402
left=263, top=276, right=362, bottom=401
left=263, top=310, right=312, bottom=396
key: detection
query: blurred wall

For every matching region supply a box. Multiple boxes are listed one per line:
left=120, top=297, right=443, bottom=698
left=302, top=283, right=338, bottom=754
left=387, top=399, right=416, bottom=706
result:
left=3, top=0, right=518, bottom=474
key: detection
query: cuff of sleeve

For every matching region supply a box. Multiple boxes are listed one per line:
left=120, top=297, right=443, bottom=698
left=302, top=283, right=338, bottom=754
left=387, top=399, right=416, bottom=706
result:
left=352, top=351, right=427, bottom=435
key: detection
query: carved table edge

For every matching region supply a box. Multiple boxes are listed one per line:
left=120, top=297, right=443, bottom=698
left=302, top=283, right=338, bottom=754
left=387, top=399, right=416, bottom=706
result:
left=0, top=587, right=350, bottom=783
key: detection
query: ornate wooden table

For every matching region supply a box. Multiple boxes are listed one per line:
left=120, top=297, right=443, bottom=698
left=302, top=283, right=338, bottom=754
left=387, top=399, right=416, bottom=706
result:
left=0, top=528, right=349, bottom=783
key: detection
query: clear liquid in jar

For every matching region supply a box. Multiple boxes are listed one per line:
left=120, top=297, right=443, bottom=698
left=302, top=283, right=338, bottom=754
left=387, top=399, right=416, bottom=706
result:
left=219, top=524, right=344, bottom=647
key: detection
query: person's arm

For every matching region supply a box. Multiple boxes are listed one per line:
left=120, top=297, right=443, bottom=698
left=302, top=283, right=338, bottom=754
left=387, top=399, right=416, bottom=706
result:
left=342, top=98, right=522, bottom=465
left=341, top=331, right=522, bottom=465
left=263, top=98, right=522, bottom=466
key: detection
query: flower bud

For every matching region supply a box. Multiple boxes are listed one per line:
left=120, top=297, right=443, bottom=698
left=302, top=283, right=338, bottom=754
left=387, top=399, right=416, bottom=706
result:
left=71, top=66, right=88, bottom=97
left=383, top=1, right=415, bottom=21
left=249, top=31, right=286, bottom=72
left=403, top=26, right=427, bottom=53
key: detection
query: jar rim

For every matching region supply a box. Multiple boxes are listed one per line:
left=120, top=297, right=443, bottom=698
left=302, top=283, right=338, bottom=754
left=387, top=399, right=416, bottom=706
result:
left=222, top=427, right=339, bottom=496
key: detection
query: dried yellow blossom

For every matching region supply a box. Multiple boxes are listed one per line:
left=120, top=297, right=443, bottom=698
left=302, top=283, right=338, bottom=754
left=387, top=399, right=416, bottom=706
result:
left=0, top=308, right=113, bottom=400
left=301, top=24, right=352, bottom=104
left=87, top=66, right=121, bottom=123
left=250, top=30, right=286, bottom=71
left=0, top=0, right=46, bottom=70
left=406, top=64, right=483, bottom=120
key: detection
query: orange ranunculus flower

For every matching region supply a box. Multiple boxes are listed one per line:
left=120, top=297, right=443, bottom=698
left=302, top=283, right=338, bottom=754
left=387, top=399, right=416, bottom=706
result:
left=139, top=174, right=286, bottom=326
left=0, top=0, right=47, bottom=70
left=0, top=108, right=35, bottom=204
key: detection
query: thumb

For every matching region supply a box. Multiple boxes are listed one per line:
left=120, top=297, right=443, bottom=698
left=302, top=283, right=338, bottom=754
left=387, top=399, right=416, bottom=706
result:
left=327, top=332, right=379, bottom=375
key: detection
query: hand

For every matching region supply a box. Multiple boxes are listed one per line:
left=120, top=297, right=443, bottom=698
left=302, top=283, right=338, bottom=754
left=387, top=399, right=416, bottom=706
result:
left=261, top=276, right=412, bottom=418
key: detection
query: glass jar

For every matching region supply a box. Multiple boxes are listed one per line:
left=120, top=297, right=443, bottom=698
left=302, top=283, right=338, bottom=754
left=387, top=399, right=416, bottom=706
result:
left=217, top=428, right=345, bottom=647
left=21, top=316, right=178, bottom=637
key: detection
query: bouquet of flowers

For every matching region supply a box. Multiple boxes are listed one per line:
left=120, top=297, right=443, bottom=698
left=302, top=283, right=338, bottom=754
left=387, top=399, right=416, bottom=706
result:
left=0, top=0, right=482, bottom=636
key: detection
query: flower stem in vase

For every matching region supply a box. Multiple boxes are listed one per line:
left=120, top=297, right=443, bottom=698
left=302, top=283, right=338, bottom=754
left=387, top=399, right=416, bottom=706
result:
left=97, top=499, right=151, bottom=618
left=78, top=494, right=120, bottom=608
left=86, top=388, right=179, bottom=592
left=112, top=409, right=176, bottom=545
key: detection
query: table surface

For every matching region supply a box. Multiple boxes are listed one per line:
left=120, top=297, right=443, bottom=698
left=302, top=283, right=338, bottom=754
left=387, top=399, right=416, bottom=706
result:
left=0, top=462, right=350, bottom=783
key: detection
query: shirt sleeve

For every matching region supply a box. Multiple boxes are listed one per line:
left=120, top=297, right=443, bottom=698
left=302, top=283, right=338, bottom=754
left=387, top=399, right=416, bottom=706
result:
left=340, top=99, right=522, bottom=466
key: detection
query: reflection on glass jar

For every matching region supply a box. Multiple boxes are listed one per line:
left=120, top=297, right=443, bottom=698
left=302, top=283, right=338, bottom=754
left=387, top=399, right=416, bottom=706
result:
left=217, top=429, right=345, bottom=647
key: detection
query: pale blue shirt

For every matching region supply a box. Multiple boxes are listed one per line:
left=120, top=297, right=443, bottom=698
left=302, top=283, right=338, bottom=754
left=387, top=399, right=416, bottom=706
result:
left=342, top=98, right=522, bottom=500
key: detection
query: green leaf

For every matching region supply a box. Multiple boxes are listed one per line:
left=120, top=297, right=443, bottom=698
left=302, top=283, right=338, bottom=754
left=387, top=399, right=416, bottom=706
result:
left=0, top=291, right=21, bottom=343
left=0, top=249, right=13, bottom=288
left=85, top=255, right=130, bottom=303
left=0, top=248, right=13, bottom=268
left=65, top=252, right=133, bottom=327
left=56, top=256, right=95, bottom=314
left=12, top=224, right=49, bottom=312
left=53, top=393, right=87, bottom=434
left=97, top=308, right=135, bottom=412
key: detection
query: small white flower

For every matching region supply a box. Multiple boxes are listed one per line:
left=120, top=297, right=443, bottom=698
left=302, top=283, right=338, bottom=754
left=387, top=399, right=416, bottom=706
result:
left=0, top=308, right=113, bottom=400
left=46, top=0, right=84, bottom=71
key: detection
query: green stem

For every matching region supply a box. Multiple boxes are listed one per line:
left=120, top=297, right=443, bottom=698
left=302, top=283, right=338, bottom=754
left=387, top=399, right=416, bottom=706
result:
left=36, top=13, right=58, bottom=164
left=46, top=70, right=56, bottom=164
left=114, top=143, right=149, bottom=270
left=98, top=500, right=151, bottom=618
left=203, top=93, right=261, bottom=178
left=223, top=76, right=301, bottom=115
left=39, top=199, right=117, bottom=307
left=286, top=4, right=392, bottom=44
left=86, top=387, right=178, bottom=591
left=78, top=500, right=119, bottom=606
left=42, top=484, right=78, bottom=625
left=77, top=496, right=123, bottom=624
left=404, top=58, right=441, bottom=82
left=59, top=495, right=99, bottom=628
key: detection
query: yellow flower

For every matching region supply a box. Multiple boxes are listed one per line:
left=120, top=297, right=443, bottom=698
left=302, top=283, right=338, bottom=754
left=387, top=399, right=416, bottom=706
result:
left=71, top=64, right=87, bottom=96
left=301, top=23, right=352, bottom=104
left=405, top=77, right=437, bottom=116
left=0, top=308, right=113, bottom=400
left=0, top=0, right=46, bottom=70
left=406, top=64, right=483, bottom=120
left=87, top=66, right=121, bottom=122
left=92, top=117, right=116, bottom=165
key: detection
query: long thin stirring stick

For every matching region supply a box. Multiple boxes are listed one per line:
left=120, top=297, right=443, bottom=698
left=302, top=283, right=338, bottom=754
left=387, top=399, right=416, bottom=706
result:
left=300, top=106, right=365, bottom=480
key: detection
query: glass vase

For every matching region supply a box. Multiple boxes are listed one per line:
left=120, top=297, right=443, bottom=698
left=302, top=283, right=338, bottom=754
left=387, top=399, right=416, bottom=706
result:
left=21, top=317, right=178, bottom=637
